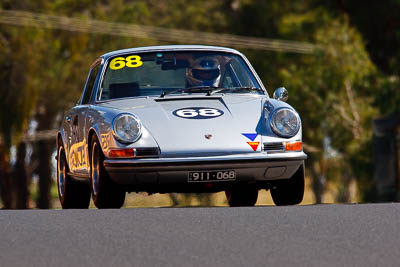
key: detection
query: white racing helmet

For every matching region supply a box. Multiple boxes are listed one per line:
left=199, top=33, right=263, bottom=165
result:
left=186, top=57, right=221, bottom=87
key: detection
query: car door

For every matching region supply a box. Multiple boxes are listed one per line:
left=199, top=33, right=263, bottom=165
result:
left=68, top=60, right=101, bottom=176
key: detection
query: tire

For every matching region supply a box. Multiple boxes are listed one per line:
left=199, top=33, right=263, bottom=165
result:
left=225, top=186, right=259, bottom=207
left=270, top=163, right=305, bottom=206
left=57, top=143, right=91, bottom=209
left=90, top=135, right=125, bottom=209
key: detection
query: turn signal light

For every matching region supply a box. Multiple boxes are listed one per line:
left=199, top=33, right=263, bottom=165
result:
left=285, top=141, right=302, bottom=151
left=109, top=148, right=135, bottom=158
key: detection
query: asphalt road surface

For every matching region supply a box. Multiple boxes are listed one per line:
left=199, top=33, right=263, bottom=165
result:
left=1, top=203, right=400, bottom=267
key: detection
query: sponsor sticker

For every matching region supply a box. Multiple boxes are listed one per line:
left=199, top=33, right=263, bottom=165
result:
left=242, top=133, right=259, bottom=151
left=242, top=133, right=258, bottom=141
left=247, top=141, right=260, bottom=151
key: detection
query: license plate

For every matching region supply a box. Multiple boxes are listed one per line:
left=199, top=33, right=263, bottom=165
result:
left=188, top=170, right=236, bottom=182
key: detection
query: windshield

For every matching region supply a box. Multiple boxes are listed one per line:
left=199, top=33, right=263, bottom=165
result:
left=98, top=51, right=262, bottom=100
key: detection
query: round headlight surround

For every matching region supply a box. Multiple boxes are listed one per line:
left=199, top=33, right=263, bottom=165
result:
left=269, top=108, right=301, bottom=138
left=112, top=113, right=142, bottom=144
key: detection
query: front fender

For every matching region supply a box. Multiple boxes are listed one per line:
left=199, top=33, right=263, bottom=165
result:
left=87, top=107, right=160, bottom=158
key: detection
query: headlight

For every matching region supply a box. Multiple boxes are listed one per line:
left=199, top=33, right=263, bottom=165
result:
left=270, top=108, right=300, bottom=138
left=112, top=113, right=142, bottom=143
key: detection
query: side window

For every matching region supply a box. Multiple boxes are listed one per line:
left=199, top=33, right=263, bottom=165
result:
left=81, top=65, right=100, bottom=104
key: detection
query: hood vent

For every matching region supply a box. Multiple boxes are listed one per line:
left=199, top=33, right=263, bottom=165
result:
left=154, top=96, right=222, bottom=102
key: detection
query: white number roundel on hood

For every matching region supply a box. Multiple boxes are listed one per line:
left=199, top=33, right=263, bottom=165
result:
left=173, top=107, right=224, bottom=119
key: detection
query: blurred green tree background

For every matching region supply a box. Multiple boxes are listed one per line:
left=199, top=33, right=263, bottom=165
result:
left=0, top=0, right=399, bottom=208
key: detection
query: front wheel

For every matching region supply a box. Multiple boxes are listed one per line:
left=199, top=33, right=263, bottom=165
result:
left=57, top=144, right=91, bottom=209
left=270, top=163, right=305, bottom=206
left=225, top=186, right=259, bottom=207
left=90, top=136, right=126, bottom=209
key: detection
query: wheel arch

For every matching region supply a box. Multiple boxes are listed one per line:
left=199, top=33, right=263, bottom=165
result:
left=87, top=128, right=98, bottom=162
left=56, top=130, right=67, bottom=159
left=56, top=131, right=70, bottom=173
left=56, top=131, right=63, bottom=147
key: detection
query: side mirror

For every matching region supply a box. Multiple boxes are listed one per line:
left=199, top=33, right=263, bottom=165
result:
left=273, top=87, right=288, bottom=102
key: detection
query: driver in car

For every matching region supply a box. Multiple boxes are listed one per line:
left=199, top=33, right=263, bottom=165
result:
left=186, top=57, right=221, bottom=87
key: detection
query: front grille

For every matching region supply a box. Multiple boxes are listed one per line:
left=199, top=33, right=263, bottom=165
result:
left=135, top=147, right=160, bottom=158
left=263, top=142, right=284, bottom=151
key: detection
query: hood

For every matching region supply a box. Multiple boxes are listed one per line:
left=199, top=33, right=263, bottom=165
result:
left=99, top=95, right=267, bottom=156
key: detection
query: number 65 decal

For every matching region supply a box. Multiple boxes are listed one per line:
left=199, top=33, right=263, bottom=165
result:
left=173, top=107, right=224, bottom=119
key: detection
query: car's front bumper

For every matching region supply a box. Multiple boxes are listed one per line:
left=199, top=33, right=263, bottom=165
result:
left=104, top=152, right=307, bottom=190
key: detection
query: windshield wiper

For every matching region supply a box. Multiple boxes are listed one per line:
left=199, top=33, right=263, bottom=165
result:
left=160, top=86, right=222, bottom=97
left=208, top=86, right=265, bottom=95
left=159, top=86, right=264, bottom=97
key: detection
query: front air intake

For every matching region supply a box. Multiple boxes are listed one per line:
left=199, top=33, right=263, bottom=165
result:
left=135, top=147, right=160, bottom=158
left=263, top=142, right=284, bottom=152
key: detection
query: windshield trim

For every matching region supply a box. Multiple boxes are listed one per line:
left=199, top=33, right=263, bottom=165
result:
left=94, top=49, right=268, bottom=104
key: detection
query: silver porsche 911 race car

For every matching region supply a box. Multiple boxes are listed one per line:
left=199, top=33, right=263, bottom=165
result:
left=56, top=45, right=307, bottom=209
